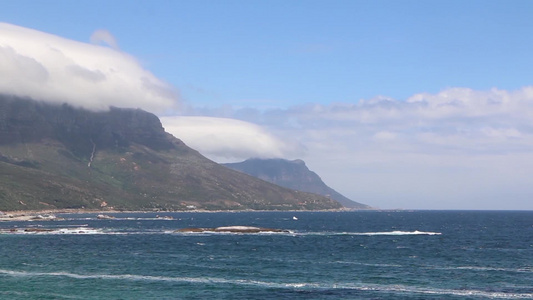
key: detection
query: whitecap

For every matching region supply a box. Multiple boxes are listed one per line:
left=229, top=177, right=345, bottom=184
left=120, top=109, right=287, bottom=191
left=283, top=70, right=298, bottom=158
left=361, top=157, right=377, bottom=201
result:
left=0, top=227, right=105, bottom=235
left=432, top=265, right=533, bottom=273
left=293, top=230, right=442, bottom=236
left=354, top=230, right=442, bottom=236
left=0, top=269, right=530, bottom=299
left=355, top=283, right=533, bottom=299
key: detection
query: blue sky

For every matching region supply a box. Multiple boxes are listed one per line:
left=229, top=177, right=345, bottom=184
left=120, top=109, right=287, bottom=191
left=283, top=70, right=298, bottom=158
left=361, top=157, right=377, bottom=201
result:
left=3, top=0, right=532, bottom=107
left=2, top=1, right=533, bottom=209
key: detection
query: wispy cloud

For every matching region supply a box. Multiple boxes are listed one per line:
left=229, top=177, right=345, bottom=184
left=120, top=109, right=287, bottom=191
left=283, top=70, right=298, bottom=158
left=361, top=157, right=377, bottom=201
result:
left=0, top=23, right=180, bottom=113
left=243, top=87, right=533, bottom=157
left=90, top=29, right=120, bottom=50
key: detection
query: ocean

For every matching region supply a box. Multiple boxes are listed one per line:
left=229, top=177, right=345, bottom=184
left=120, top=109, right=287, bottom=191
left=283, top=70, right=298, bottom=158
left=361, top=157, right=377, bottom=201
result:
left=0, top=211, right=531, bottom=299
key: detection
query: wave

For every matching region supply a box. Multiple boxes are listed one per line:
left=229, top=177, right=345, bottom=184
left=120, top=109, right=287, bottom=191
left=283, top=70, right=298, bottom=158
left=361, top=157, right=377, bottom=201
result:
left=331, top=260, right=532, bottom=274
left=353, top=284, right=533, bottom=299
left=172, top=230, right=294, bottom=236
left=431, top=265, right=533, bottom=274
left=297, top=230, right=442, bottom=236
left=173, top=230, right=442, bottom=236
left=0, top=227, right=442, bottom=237
left=0, top=269, right=530, bottom=299
left=325, top=261, right=533, bottom=275
left=347, top=230, right=442, bottom=236
left=3, top=229, right=180, bottom=235
left=0, top=227, right=106, bottom=235
left=56, top=217, right=179, bottom=222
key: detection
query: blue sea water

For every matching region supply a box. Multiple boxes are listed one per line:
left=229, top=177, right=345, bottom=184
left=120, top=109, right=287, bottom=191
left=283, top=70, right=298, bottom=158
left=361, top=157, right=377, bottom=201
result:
left=0, top=211, right=531, bottom=299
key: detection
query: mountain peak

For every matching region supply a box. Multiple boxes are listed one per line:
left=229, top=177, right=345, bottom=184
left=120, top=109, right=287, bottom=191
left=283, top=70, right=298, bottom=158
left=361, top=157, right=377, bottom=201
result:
left=224, top=158, right=370, bottom=209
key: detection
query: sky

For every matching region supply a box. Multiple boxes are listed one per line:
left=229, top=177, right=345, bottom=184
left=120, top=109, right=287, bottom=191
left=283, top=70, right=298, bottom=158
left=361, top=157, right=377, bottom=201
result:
left=1, top=0, right=533, bottom=210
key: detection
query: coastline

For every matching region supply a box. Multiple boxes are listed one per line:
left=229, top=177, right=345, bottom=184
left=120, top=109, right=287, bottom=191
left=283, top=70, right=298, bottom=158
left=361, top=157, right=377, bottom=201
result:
left=0, top=207, right=373, bottom=222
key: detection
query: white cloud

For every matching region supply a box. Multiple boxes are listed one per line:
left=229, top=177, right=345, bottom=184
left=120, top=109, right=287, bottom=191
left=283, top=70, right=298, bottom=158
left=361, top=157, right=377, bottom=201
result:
left=182, top=86, right=533, bottom=209
left=90, top=29, right=120, bottom=50
left=0, top=23, right=179, bottom=113
left=373, top=131, right=397, bottom=141
left=160, top=116, right=304, bottom=162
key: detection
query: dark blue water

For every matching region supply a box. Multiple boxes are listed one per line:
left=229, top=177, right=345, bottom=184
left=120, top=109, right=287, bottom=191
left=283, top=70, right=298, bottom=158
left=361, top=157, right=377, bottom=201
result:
left=0, top=211, right=531, bottom=299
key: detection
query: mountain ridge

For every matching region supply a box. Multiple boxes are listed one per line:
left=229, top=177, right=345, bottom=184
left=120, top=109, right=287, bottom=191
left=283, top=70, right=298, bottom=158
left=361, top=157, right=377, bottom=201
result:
left=0, top=95, right=342, bottom=211
left=224, top=158, right=370, bottom=209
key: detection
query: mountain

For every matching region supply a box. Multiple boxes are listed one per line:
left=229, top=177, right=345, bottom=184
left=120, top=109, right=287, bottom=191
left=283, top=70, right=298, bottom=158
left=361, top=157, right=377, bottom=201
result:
left=0, top=95, right=342, bottom=211
left=223, top=158, right=370, bottom=209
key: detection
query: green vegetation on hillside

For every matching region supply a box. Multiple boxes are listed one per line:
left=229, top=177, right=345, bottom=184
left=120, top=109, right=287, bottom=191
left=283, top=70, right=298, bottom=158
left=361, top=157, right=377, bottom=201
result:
left=0, top=95, right=342, bottom=211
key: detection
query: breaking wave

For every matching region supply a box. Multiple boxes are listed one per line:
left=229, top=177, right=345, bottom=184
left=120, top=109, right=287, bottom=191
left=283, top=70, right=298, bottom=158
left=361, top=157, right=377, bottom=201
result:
left=0, top=227, right=106, bottom=235
left=172, top=230, right=442, bottom=236
left=0, top=269, right=530, bottom=299
left=295, top=230, right=442, bottom=236
left=0, top=227, right=442, bottom=236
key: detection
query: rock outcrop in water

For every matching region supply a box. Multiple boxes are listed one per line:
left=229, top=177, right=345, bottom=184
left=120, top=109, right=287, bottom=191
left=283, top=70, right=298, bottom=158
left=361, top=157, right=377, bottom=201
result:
left=0, top=95, right=342, bottom=211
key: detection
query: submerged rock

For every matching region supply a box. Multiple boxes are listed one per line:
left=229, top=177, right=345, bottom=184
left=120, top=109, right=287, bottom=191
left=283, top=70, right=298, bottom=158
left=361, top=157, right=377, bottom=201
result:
left=23, top=228, right=53, bottom=232
left=32, top=214, right=57, bottom=220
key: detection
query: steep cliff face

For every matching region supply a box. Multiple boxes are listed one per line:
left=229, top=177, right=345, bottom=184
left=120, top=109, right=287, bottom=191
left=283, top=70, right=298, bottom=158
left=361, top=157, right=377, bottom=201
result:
left=0, top=95, right=175, bottom=158
left=0, top=95, right=342, bottom=211
left=224, top=158, right=370, bottom=209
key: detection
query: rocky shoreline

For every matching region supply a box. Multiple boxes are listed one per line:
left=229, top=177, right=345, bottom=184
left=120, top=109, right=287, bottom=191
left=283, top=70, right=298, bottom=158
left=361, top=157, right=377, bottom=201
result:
left=0, top=209, right=111, bottom=222
left=0, top=207, right=366, bottom=222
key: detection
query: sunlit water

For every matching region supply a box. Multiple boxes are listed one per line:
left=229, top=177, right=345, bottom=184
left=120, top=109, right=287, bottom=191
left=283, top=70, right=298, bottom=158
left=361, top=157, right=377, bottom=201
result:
left=0, top=211, right=531, bottom=299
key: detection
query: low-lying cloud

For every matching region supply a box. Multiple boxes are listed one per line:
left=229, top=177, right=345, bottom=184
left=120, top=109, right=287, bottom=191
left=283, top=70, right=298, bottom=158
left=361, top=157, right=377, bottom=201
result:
left=0, top=23, right=179, bottom=113
left=161, top=116, right=303, bottom=161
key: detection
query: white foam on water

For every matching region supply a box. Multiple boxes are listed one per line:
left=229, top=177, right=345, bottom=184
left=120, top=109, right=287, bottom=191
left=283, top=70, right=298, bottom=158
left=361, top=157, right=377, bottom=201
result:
left=0, top=269, right=282, bottom=287
left=51, top=227, right=104, bottom=235
left=1, top=227, right=444, bottom=237
left=352, top=230, right=442, bottom=236
left=1, top=227, right=176, bottom=235
left=1, top=227, right=106, bottom=235
left=356, top=283, right=533, bottom=299
left=0, top=269, right=530, bottom=299
left=333, top=261, right=404, bottom=268
left=294, top=230, right=442, bottom=236
left=172, top=230, right=294, bottom=236
left=331, top=261, right=533, bottom=276
left=172, top=230, right=441, bottom=237
left=432, top=265, right=533, bottom=274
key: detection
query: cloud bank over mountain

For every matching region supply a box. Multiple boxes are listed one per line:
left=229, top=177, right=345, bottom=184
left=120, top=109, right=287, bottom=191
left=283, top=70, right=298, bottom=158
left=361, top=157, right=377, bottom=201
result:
left=0, top=23, right=179, bottom=113
left=0, top=23, right=292, bottom=163
left=161, top=116, right=303, bottom=161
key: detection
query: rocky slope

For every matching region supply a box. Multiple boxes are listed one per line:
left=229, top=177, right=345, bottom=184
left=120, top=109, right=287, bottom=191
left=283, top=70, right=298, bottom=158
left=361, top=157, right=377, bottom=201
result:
left=0, top=95, right=342, bottom=211
left=224, top=158, right=370, bottom=209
